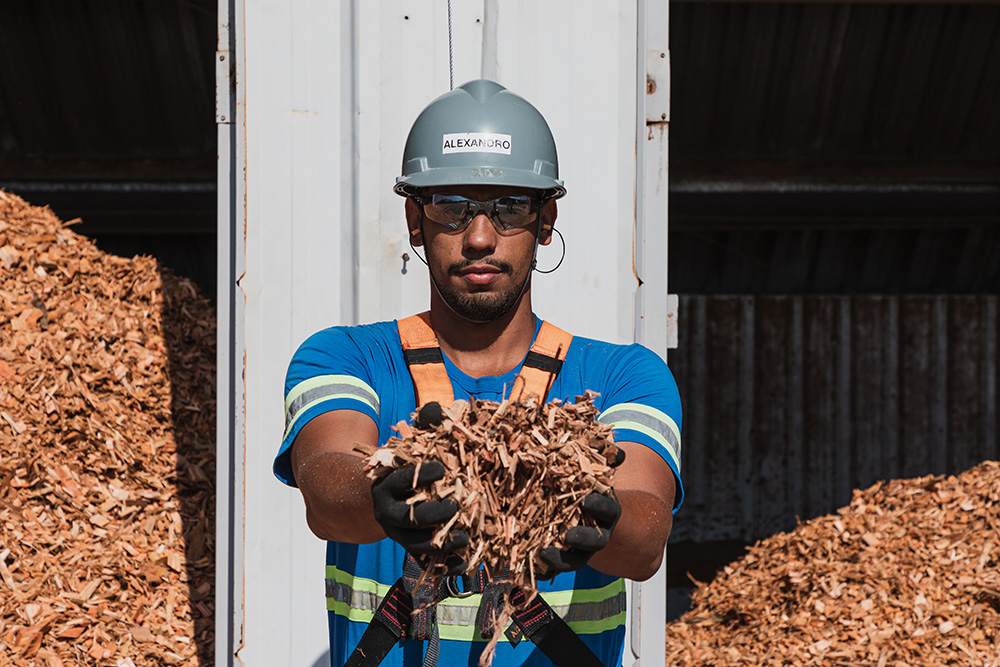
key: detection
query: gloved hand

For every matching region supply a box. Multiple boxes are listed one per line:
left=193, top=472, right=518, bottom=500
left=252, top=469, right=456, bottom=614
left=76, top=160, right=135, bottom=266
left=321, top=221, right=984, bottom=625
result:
left=539, top=491, right=622, bottom=573
left=371, top=460, right=469, bottom=574
left=538, top=446, right=626, bottom=574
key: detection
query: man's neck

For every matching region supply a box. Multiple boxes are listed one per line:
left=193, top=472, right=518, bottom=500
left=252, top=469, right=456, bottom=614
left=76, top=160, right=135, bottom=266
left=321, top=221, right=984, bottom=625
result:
left=428, top=292, right=538, bottom=379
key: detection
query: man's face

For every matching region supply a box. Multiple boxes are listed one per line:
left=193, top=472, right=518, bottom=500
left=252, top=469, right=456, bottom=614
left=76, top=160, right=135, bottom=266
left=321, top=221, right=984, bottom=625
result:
left=405, top=184, right=556, bottom=323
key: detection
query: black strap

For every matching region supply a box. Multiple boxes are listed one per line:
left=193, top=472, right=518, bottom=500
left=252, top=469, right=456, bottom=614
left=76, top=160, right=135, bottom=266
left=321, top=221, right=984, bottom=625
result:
left=509, top=588, right=606, bottom=667
left=474, top=565, right=511, bottom=640
left=522, top=350, right=564, bottom=376
left=403, top=347, right=445, bottom=365
left=348, top=567, right=605, bottom=667
left=347, top=582, right=605, bottom=667
left=404, top=556, right=438, bottom=641
left=477, top=579, right=607, bottom=667
left=528, top=614, right=606, bottom=667
left=343, top=579, right=411, bottom=667
left=347, top=556, right=451, bottom=667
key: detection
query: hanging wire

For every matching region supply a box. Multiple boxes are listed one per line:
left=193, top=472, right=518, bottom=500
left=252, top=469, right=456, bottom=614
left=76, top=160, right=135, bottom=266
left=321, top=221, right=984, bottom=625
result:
left=533, top=228, right=567, bottom=274
left=447, top=0, right=455, bottom=89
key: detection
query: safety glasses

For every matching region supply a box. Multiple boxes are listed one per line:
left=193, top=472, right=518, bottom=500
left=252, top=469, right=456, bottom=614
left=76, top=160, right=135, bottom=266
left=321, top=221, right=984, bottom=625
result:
left=415, top=194, right=541, bottom=232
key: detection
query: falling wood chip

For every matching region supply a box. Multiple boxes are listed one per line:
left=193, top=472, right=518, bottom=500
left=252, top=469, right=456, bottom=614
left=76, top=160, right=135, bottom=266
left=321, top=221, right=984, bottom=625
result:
left=359, top=391, right=620, bottom=665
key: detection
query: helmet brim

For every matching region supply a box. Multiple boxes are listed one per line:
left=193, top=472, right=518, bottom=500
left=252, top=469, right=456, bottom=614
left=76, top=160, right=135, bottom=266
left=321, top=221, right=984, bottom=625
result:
left=394, top=167, right=566, bottom=200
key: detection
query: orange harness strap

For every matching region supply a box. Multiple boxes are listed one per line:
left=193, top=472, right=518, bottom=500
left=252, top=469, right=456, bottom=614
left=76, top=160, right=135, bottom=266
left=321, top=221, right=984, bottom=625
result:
left=514, top=320, right=572, bottom=403
left=398, top=312, right=455, bottom=408
left=397, top=312, right=573, bottom=408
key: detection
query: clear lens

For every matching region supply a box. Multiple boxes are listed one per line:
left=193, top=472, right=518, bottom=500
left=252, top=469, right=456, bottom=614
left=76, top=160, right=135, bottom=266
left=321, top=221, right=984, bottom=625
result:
left=493, top=197, right=534, bottom=228
left=426, top=195, right=474, bottom=229
left=423, top=195, right=537, bottom=231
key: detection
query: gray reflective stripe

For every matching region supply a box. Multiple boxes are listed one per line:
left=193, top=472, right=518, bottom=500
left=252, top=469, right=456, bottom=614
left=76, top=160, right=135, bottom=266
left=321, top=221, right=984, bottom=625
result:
left=326, top=578, right=381, bottom=612
left=601, top=408, right=681, bottom=462
left=561, top=591, right=626, bottom=623
left=437, top=601, right=480, bottom=626
left=285, top=383, right=380, bottom=429
left=324, top=581, right=626, bottom=625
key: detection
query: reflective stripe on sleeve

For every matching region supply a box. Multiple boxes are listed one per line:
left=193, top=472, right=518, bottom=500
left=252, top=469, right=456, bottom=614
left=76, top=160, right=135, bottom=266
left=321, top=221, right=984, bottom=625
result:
left=284, top=375, right=379, bottom=439
left=325, top=566, right=626, bottom=641
left=598, top=402, right=681, bottom=474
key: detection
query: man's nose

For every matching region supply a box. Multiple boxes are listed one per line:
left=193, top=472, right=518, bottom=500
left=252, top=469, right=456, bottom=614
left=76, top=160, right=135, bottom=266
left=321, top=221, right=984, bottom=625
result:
left=462, top=213, right=498, bottom=253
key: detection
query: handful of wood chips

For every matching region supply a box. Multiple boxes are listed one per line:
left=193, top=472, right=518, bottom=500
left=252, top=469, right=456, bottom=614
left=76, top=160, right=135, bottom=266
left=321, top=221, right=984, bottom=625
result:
left=356, top=389, right=620, bottom=595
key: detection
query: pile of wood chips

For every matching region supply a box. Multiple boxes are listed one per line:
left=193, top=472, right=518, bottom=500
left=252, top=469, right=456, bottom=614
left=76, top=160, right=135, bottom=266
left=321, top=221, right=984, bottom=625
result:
left=666, top=461, right=1000, bottom=666
left=0, top=191, right=215, bottom=666
left=359, top=392, right=619, bottom=658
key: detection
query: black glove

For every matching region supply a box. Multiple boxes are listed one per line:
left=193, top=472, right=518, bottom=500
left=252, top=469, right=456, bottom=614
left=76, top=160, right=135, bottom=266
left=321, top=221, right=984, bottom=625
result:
left=539, top=446, right=625, bottom=574
left=414, top=401, right=444, bottom=430
left=539, top=491, right=622, bottom=573
left=371, top=460, right=469, bottom=573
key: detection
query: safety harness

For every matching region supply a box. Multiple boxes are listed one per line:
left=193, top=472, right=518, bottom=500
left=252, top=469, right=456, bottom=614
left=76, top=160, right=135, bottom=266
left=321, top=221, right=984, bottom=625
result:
left=397, top=311, right=571, bottom=408
left=344, top=312, right=606, bottom=667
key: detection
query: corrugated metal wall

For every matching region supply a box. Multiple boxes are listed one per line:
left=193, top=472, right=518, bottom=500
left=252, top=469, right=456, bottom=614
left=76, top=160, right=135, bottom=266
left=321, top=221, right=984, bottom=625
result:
left=669, top=295, right=1000, bottom=543
left=669, top=2, right=1000, bottom=162
left=668, top=223, right=1000, bottom=295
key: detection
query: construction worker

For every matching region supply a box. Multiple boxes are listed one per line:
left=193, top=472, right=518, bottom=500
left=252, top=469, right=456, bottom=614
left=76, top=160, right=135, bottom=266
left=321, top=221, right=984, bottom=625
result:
left=274, top=79, right=682, bottom=667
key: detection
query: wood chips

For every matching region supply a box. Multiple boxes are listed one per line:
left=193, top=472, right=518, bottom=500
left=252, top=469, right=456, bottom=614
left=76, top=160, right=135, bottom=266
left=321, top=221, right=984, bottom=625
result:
left=0, top=191, right=215, bottom=666
left=666, top=461, right=1000, bottom=666
left=358, top=392, right=619, bottom=661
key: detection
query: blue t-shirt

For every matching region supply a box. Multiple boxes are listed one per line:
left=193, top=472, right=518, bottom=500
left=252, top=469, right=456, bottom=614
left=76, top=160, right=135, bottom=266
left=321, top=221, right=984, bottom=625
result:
left=275, top=316, right=683, bottom=667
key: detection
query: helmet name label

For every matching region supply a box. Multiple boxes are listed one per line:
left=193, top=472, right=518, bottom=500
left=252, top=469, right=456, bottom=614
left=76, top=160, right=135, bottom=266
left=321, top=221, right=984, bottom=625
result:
left=442, top=133, right=512, bottom=155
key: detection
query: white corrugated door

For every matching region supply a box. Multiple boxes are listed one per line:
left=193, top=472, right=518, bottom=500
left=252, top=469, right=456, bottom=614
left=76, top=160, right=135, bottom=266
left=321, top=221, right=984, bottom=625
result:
left=219, top=1, right=670, bottom=665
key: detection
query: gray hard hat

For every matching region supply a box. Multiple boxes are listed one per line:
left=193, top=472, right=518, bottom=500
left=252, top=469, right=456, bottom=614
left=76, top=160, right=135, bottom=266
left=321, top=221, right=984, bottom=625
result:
left=394, top=79, right=566, bottom=200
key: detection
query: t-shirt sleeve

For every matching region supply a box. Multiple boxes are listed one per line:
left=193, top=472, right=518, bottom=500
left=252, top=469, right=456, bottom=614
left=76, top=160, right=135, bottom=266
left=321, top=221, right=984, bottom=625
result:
left=273, top=327, right=381, bottom=488
left=597, top=344, right=684, bottom=512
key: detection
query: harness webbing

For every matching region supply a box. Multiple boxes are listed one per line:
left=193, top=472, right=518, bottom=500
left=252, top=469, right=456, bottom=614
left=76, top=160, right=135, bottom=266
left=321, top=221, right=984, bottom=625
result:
left=343, top=576, right=409, bottom=667
left=507, top=588, right=605, bottom=667
left=398, top=312, right=454, bottom=408
left=397, top=311, right=572, bottom=408
left=345, top=314, right=602, bottom=666
left=345, top=560, right=606, bottom=667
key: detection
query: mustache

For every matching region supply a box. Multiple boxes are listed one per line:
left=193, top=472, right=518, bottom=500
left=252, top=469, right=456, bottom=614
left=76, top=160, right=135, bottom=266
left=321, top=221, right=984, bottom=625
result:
left=447, top=258, right=513, bottom=276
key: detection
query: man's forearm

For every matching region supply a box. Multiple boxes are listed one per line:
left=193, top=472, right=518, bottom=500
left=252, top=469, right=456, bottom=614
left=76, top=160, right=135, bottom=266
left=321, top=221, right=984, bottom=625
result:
left=295, top=450, right=387, bottom=544
left=586, top=489, right=673, bottom=580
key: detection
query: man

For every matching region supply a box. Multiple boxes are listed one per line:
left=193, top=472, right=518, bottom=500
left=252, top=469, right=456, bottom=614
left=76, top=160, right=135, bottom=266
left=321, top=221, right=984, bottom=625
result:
left=274, top=79, right=682, bottom=667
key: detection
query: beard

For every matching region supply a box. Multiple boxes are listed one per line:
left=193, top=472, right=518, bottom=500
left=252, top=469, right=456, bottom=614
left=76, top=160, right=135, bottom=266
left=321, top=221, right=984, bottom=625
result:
left=429, top=254, right=530, bottom=323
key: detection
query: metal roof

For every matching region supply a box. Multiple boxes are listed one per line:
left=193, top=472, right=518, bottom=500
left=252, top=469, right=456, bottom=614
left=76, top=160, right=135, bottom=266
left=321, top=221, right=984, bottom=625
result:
left=0, top=0, right=216, bottom=180
left=667, top=2, right=1000, bottom=295
left=2, top=2, right=998, bottom=182
left=2, top=1, right=998, bottom=299
left=670, top=2, right=1000, bottom=177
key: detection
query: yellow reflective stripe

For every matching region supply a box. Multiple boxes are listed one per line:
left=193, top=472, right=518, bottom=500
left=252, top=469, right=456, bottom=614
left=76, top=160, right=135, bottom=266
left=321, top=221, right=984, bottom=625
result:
left=436, top=597, right=486, bottom=641
left=321, top=607, right=628, bottom=641
left=600, top=402, right=681, bottom=473
left=327, top=598, right=376, bottom=623
left=567, top=610, right=627, bottom=635
left=610, top=422, right=681, bottom=473
left=547, top=578, right=625, bottom=605
left=325, top=567, right=385, bottom=622
left=600, top=403, right=680, bottom=448
left=326, top=565, right=389, bottom=596
left=286, top=374, right=377, bottom=411
left=325, top=567, right=626, bottom=641
left=434, top=589, right=627, bottom=640
left=324, top=566, right=625, bottom=603
left=284, top=375, right=378, bottom=439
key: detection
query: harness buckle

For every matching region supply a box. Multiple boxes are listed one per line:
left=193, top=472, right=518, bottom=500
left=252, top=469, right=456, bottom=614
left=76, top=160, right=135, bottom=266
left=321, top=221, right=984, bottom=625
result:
left=443, top=574, right=476, bottom=598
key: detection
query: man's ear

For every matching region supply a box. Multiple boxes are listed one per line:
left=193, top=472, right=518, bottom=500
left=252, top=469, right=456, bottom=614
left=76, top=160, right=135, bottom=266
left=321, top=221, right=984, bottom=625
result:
left=404, top=197, right=424, bottom=246
left=539, top=199, right=558, bottom=246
